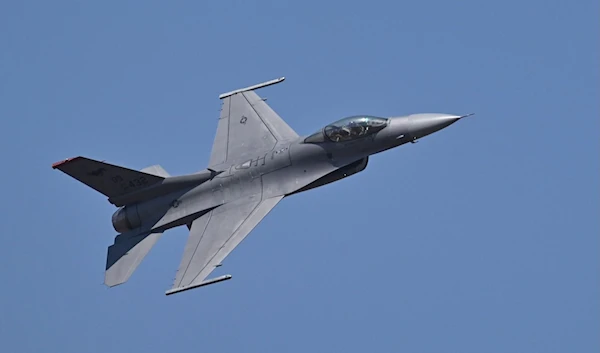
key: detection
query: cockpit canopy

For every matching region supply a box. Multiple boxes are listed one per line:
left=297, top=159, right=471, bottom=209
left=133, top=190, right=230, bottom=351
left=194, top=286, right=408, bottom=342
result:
left=304, top=115, right=389, bottom=143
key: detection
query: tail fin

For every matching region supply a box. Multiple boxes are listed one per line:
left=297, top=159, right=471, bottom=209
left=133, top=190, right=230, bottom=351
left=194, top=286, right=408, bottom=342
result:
left=105, top=230, right=163, bottom=287
left=52, top=156, right=166, bottom=199
left=140, top=164, right=170, bottom=178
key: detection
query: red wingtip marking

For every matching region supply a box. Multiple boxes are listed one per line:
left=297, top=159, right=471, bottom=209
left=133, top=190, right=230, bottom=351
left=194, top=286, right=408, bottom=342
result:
left=51, top=156, right=81, bottom=169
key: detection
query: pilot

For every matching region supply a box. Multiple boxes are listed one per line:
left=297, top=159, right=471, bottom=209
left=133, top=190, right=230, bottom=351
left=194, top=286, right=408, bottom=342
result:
left=348, top=121, right=365, bottom=137
left=327, top=127, right=343, bottom=142
left=330, top=126, right=351, bottom=141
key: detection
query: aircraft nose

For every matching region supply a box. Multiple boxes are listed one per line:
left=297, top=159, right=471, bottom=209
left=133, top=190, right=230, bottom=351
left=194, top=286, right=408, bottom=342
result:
left=408, top=113, right=465, bottom=139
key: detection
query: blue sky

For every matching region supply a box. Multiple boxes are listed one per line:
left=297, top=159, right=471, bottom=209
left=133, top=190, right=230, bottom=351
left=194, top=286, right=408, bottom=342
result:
left=1, top=1, right=598, bottom=352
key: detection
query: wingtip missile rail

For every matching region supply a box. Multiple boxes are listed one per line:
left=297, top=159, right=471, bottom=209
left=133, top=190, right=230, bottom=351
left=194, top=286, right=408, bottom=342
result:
left=165, top=274, right=232, bottom=296
left=219, top=77, right=285, bottom=99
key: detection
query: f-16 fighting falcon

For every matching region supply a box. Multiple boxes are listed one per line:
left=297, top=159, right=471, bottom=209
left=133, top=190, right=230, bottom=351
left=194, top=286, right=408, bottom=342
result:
left=52, top=77, right=472, bottom=295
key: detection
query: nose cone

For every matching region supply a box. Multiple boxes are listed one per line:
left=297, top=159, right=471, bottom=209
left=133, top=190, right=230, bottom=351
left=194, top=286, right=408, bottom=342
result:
left=408, top=113, right=463, bottom=139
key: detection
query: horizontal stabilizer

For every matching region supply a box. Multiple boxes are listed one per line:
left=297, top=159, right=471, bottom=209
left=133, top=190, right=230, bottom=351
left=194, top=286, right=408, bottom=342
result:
left=52, top=157, right=165, bottom=199
left=105, top=231, right=163, bottom=287
left=108, top=169, right=222, bottom=206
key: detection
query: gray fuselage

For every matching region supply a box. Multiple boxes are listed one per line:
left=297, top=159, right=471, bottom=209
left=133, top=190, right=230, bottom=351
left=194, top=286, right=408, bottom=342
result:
left=113, top=113, right=463, bottom=234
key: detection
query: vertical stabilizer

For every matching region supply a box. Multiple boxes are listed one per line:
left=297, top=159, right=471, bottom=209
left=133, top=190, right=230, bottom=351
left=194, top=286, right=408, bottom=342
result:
left=140, top=165, right=170, bottom=177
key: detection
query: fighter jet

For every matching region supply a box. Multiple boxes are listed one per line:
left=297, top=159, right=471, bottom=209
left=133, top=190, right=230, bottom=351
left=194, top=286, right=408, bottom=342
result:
left=52, top=77, right=471, bottom=295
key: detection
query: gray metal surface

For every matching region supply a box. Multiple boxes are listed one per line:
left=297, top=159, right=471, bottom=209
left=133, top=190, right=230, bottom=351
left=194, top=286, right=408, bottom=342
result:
left=51, top=76, right=471, bottom=295
left=105, top=231, right=163, bottom=287
left=208, top=82, right=298, bottom=168
left=52, top=157, right=165, bottom=199
left=140, top=164, right=170, bottom=178
left=171, top=195, right=283, bottom=292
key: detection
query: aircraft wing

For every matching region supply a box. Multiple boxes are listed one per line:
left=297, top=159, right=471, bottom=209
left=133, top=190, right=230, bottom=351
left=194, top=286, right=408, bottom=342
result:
left=166, top=195, right=283, bottom=295
left=208, top=77, right=298, bottom=168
